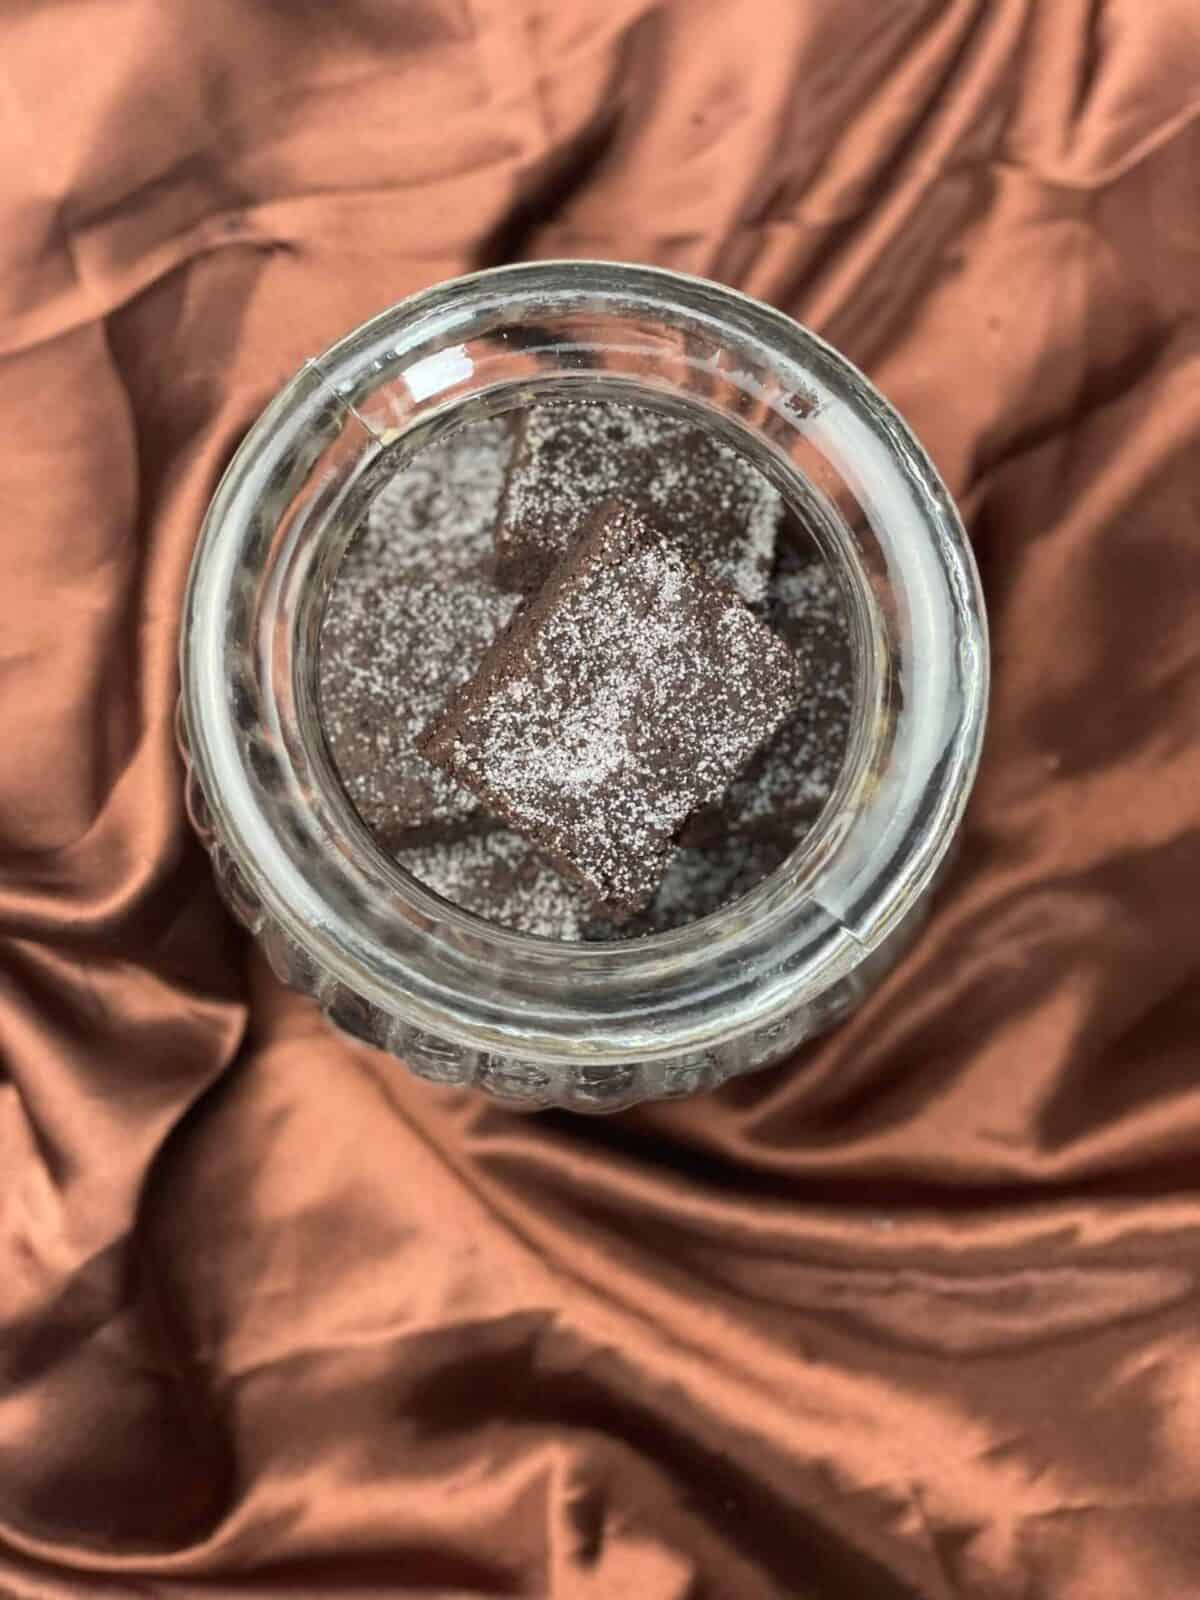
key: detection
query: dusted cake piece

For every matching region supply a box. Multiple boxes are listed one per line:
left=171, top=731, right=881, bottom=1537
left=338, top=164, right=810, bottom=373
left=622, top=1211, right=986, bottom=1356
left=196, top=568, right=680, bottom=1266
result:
left=320, top=573, right=516, bottom=851
left=682, top=537, right=854, bottom=842
left=359, top=416, right=513, bottom=584
left=318, top=419, right=517, bottom=849
left=398, top=829, right=594, bottom=941
left=421, top=502, right=805, bottom=916
left=398, top=828, right=793, bottom=942
left=595, top=831, right=794, bottom=939
left=493, top=399, right=782, bottom=601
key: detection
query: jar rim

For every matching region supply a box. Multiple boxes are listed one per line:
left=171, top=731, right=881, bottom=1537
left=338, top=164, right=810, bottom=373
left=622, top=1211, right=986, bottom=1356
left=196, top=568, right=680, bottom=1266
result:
left=181, top=261, right=988, bottom=1065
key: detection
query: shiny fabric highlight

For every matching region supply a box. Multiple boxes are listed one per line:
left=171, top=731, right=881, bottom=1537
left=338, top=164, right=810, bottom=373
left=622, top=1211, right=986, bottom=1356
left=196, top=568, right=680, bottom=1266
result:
left=2, top=2, right=1199, bottom=1595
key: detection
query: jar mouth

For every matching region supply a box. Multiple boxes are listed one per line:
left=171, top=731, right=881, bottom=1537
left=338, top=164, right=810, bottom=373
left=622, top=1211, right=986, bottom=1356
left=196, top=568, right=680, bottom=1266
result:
left=181, top=261, right=988, bottom=1065
left=310, top=374, right=872, bottom=954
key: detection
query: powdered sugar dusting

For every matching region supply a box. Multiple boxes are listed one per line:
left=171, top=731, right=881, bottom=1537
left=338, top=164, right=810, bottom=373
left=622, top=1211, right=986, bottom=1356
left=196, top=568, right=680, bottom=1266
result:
left=424, top=505, right=804, bottom=913
left=320, top=572, right=516, bottom=847
left=723, top=546, right=854, bottom=829
left=399, top=830, right=594, bottom=941
left=597, top=832, right=794, bottom=938
left=356, top=417, right=513, bottom=581
left=400, top=828, right=792, bottom=941
left=498, top=399, right=781, bottom=603
left=318, top=419, right=516, bottom=847
left=319, top=405, right=852, bottom=935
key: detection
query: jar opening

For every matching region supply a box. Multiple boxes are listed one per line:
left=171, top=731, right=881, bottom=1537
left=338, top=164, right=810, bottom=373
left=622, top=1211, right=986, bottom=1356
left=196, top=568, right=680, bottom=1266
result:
left=305, top=380, right=876, bottom=953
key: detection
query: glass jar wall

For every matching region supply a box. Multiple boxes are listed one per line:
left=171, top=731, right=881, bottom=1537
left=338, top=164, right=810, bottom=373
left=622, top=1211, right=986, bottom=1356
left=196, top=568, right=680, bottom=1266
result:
left=178, top=262, right=988, bottom=1111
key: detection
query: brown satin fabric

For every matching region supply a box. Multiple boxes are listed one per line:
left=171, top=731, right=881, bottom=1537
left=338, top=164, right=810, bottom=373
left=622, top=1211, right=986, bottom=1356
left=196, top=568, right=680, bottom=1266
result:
left=2, top=2, right=1199, bottom=1595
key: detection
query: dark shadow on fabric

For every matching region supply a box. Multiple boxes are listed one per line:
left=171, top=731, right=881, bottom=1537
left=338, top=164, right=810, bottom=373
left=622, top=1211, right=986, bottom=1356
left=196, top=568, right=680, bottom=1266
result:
left=971, top=314, right=1179, bottom=492
left=1037, top=965, right=1200, bottom=1153
left=474, top=111, right=622, bottom=271
left=0, top=1233, right=236, bottom=1552
left=526, top=1071, right=1200, bottom=1211
left=242, top=1550, right=522, bottom=1596
left=406, top=1337, right=926, bottom=1600
left=471, top=9, right=654, bottom=271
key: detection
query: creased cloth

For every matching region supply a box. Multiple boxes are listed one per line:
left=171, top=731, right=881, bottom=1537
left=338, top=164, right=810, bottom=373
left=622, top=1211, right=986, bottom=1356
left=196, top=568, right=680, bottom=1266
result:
left=2, top=3, right=1200, bottom=1596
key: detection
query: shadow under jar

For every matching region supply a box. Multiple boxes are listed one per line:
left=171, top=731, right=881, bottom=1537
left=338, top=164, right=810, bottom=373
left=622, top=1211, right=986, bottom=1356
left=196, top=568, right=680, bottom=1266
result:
left=178, top=262, right=988, bottom=1113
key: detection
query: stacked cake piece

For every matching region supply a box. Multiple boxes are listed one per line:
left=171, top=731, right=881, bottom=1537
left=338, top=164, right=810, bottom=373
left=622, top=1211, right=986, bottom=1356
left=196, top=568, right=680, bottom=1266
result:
left=318, top=400, right=853, bottom=938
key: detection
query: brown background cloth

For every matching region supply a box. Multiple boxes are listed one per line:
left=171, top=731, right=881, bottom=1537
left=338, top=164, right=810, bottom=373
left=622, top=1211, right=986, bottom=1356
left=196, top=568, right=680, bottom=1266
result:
left=2, top=2, right=1199, bottom=1595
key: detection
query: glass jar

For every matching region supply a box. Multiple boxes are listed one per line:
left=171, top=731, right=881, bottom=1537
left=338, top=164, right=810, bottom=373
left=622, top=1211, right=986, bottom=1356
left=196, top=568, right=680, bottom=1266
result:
left=178, top=262, right=988, bottom=1112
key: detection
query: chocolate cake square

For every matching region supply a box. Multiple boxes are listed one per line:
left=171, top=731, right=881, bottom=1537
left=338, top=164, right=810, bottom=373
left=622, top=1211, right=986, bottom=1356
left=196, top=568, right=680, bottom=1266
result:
left=421, top=502, right=805, bottom=916
left=318, top=419, right=517, bottom=849
left=493, top=399, right=781, bottom=602
left=682, top=536, right=854, bottom=843
left=319, top=572, right=516, bottom=851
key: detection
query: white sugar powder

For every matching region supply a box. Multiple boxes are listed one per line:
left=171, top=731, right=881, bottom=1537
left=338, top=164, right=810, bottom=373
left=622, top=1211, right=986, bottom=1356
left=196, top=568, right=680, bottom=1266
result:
left=500, top=400, right=781, bottom=604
